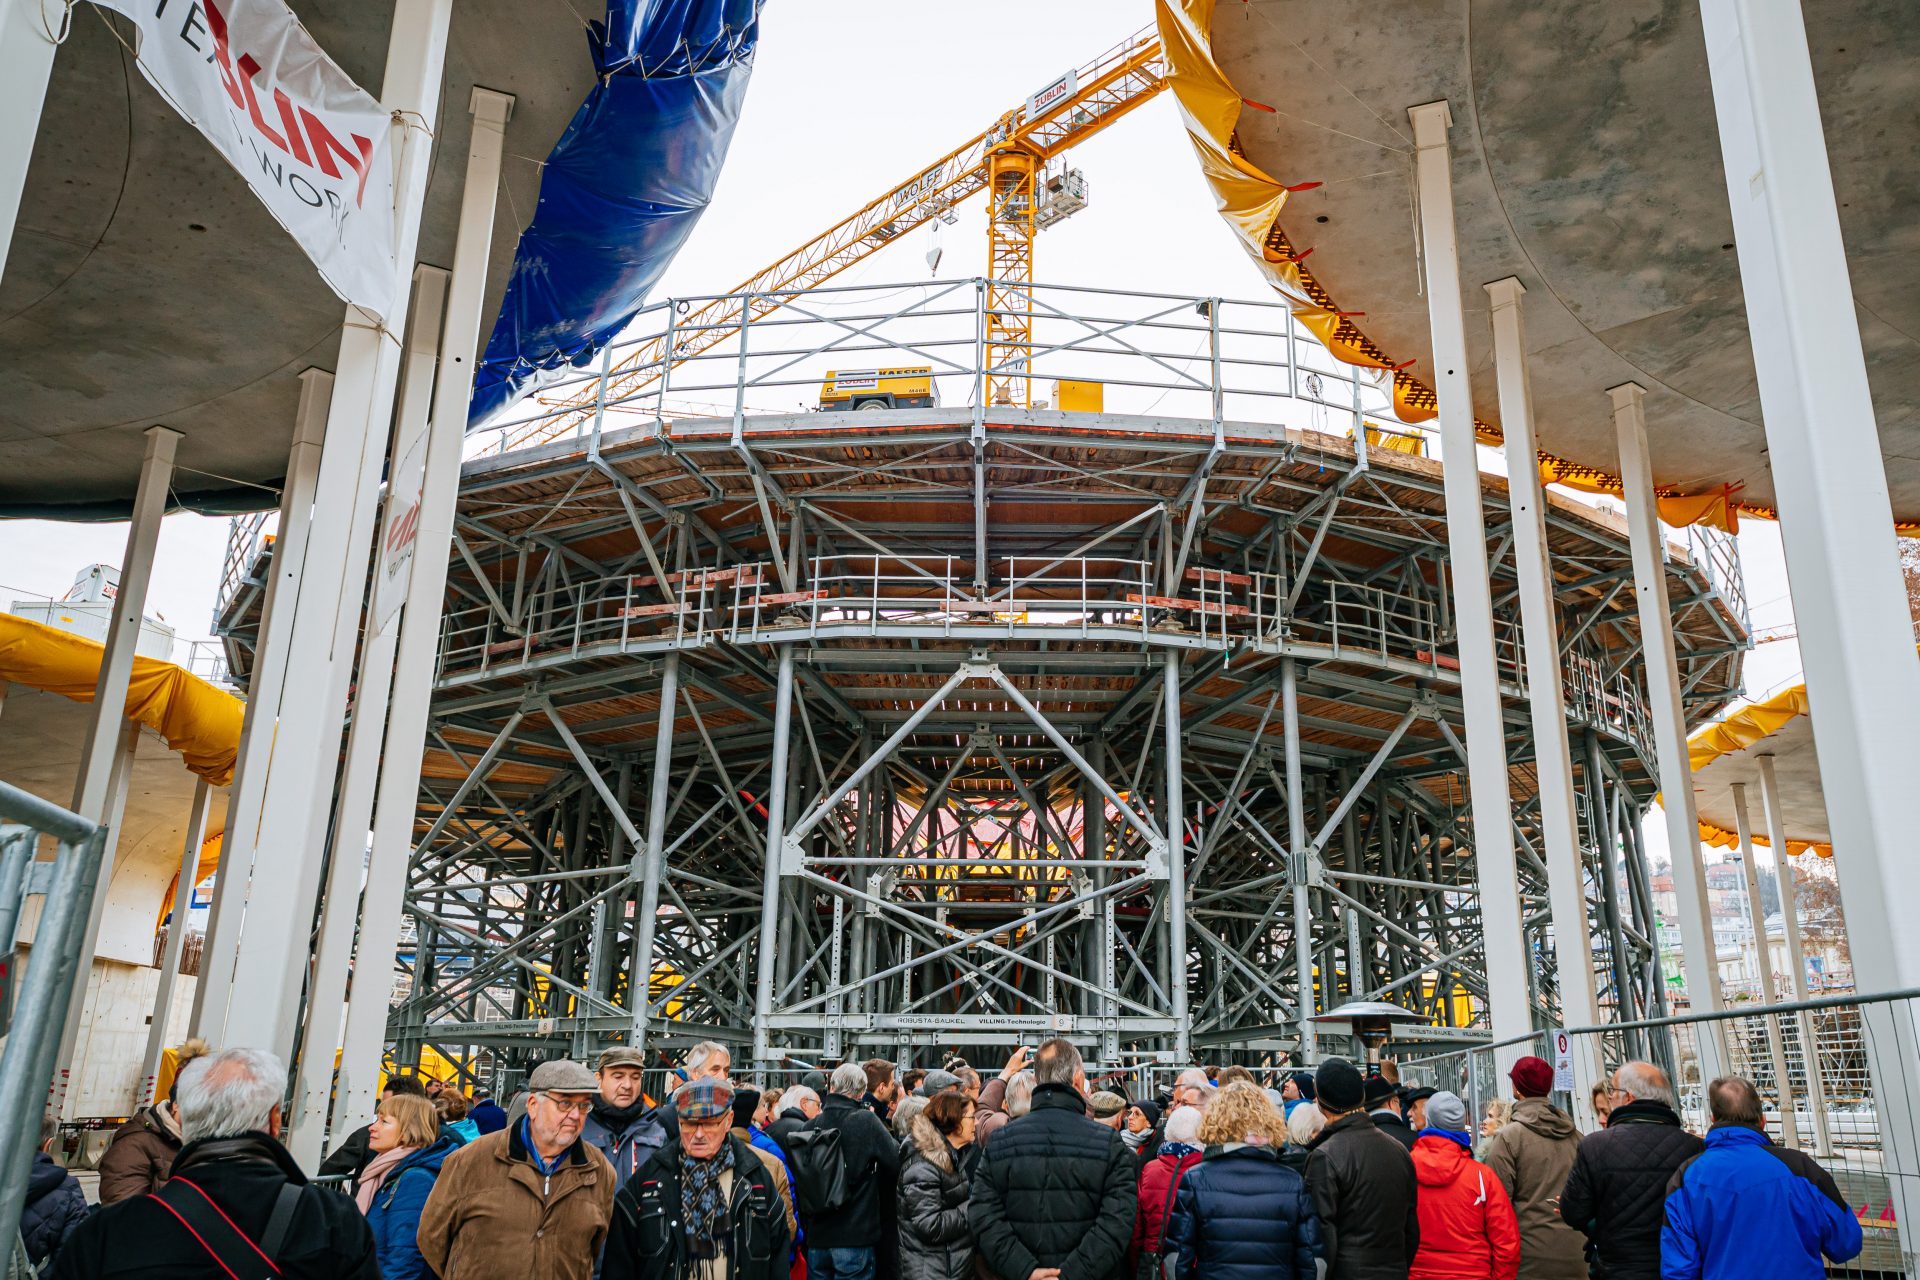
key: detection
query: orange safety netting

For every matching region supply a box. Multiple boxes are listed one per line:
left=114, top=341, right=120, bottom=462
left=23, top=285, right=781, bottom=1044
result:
left=0, top=613, right=243, bottom=787
left=1156, top=0, right=1748, bottom=533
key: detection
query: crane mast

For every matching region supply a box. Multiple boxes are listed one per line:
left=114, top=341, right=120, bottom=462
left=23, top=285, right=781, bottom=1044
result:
left=499, top=26, right=1165, bottom=450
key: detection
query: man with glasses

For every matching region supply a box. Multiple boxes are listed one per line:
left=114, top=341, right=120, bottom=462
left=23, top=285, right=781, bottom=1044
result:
left=420, top=1059, right=618, bottom=1280
left=604, top=1078, right=795, bottom=1280
left=1559, top=1061, right=1703, bottom=1280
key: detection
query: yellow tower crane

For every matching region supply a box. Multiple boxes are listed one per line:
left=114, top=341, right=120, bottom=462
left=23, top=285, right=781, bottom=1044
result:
left=503, top=26, right=1165, bottom=451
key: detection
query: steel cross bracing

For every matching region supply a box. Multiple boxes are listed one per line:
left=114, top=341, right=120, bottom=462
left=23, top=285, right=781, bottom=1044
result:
left=343, top=280, right=1749, bottom=1089
left=375, top=437, right=1742, bottom=1086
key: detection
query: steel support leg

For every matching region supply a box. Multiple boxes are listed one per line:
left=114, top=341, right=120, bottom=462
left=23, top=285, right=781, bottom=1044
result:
left=138, top=779, right=211, bottom=1107
left=195, top=370, right=331, bottom=1037
left=1408, top=102, right=1530, bottom=1061
left=1610, top=382, right=1725, bottom=1083
left=1282, top=657, right=1314, bottom=1058
left=1486, top=277, right=1601, bottom=1115
left=632, top=651, right=681, bottom=1057
left=1757, top=754, right=1830, bottom=1153
left=1730, top=783, right=1795, bottom=1146
left=54, top=425, right=179, bottom=1113
left=1163, top=652, right=1189, bottom=1061
left=1702, top=2, right=1920, bottom=1247
left=752, top=648, right=797, bottom=1066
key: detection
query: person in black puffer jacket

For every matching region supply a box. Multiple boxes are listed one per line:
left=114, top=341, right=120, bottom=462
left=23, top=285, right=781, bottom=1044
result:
left=970, top=1038, right=1136, bottom=1280
left=898, top=1093, right=978, bottom=1280
left=1559, top=1061, right=1704, bottom=1280
left=1164, top=1083, right=1322, bottom=1280
left=1303, top=1057, right=1418, bottom=1280
left=20, top=1118, right=88, bottom=1270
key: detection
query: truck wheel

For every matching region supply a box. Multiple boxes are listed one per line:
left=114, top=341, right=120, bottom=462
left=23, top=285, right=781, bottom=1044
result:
left=857, top=399, right=888, bottom=410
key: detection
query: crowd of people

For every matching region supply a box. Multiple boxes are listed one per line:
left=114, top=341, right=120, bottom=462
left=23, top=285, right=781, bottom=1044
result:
left=16, top=1037, right=1868, bottom=1279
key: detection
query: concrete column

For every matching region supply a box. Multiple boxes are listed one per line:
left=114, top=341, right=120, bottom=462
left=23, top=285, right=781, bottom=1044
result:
left=1700, top=9, right=1920, bottom=1234
left=285, top=267, right=449, bottom=1168
left=1730, top=782, right=1796, bottom=1145
left=219, top=0, right=456, bottom=1059
left=1757, top=753, right=1830, bottom=1152
left=1485, top=277, right=1602, bottom=1113
left=631, top=651, right=681, bottom=1058
left=52, top=425, right=179, bottom=1108
left=194, top=370, right=332, bottom=1037
left=1610, top=382, right=1725, bottom=1084
left=1408, top=102, right=1530, bottom=1061
left=751, top=647, right=797, bottom=1066
left=0, top=0, right=61, bottom=282
left=137, top=779, right=211, bottom=1107
left=1163, top=652, right=1189, bottom=1061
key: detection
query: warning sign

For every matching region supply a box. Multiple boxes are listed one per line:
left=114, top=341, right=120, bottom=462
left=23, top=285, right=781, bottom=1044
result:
left=1552, top=1030, right=1576, bottom=1092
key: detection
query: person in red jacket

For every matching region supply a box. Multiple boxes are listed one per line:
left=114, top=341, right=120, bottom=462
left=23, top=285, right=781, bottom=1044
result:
left=1131, top=1104, right=1204, bottom=1275
left=1409, top=1092, right=1520, bottom=1280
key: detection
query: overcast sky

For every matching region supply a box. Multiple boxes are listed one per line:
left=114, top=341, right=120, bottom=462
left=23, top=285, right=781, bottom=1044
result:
left=0, top=0, right=1806, bottom=863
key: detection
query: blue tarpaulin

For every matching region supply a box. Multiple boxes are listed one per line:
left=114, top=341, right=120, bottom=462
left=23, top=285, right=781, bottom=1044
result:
left=468, top=0, right=764, bottom=426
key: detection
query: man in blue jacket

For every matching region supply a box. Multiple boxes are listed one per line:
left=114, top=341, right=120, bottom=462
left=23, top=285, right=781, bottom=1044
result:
left=1661, top=1076, right=1862, bottom=1279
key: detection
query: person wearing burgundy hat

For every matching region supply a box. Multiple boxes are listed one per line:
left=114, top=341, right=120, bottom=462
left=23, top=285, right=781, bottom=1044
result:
left=1480, top=1056, right=1585, bottom=1279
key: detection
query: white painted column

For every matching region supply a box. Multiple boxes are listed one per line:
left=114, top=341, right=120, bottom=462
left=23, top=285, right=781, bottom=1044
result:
left=1699, top=17, right=1920, bottom=1244
left=51, top=425, right=179, bottom=1108
left=1731, top=782, right=1796, bottom=1145
left=630, top=651, right=681, bottom=1059
left=1610, top=382, right=1725, bottom=1083
left=1408, top=102, right=1530, bottom=1061
left=1486, top=277, right=1602, bottom=1117
left=330, top=86, right=515, bottom=1137
left=192, top=369, right=331, bottom=1037
left=0, top=0, right=62, bottom=282
left=219, top=0, right=455, bottom=1060
left=138, top=779, right=211, bottom=1106
left=1757, top=752, right=1830, bottom=1153
left=286, top=266, right=449, bottom=1168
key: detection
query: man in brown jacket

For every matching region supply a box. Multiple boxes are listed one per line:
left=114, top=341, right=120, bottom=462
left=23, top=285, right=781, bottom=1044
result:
left=1481, top=1056, right=1586, bottom=1279
left=417, top=1058, right=617, bottom=1279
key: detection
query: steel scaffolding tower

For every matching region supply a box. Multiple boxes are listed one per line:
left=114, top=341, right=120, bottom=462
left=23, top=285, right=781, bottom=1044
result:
left=287, top=280, right=1746, bottom=1090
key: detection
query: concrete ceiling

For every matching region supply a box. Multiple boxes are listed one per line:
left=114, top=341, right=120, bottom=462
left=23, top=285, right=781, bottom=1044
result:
left=1209, top=0, right=1920, bottom=518
left=1693, top=710, right=1827, bottom=849
left=0, top=1, right=600, bottom=517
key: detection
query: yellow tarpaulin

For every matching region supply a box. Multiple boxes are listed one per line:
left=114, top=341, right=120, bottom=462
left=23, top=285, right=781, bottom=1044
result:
left=0, top=613, right=243, bottom=787
left=1154, top=0, right=1753, bottom=533
left=1681, top=680, right=1830, bottom=858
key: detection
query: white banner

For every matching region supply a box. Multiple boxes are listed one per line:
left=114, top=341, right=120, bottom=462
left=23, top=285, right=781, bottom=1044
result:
left=373, top=425, right=427, bottom=626
left=93, top=0, right=398, bottom=319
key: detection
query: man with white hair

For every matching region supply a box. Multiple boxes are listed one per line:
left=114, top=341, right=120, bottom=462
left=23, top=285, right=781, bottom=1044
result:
left=658, top=1041, right=734, bottom=1142
left=766, top=1084, right=822, bottom=1152
left=786, top=1062, right=901, bottom=1280
left=1560, top=1060, right=1705, bottom=1280
left=53, top=1047, right=379, bottom=1278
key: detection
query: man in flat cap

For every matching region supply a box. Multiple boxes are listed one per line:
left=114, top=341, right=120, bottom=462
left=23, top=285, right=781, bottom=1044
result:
left=419, top=1058, right=617, bottom=1280
left=604, top=1077, right=795, bottom=1280
left=585, top=1046, right=670, bottom=1193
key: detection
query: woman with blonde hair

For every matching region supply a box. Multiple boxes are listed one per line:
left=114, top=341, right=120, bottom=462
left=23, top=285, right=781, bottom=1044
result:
left=360, top=1092, right=462, bottom=1280
left=1162, top=1081, right=1322, bottom=1279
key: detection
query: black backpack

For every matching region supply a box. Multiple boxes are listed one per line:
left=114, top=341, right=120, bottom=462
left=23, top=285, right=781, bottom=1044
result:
left=783, top=1124, right=856, bottom=1217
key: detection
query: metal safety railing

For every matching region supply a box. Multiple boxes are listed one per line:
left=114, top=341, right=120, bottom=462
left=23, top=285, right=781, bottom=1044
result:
left=1398, top=988, right=1920, bottom=1276
left=0, top=783, right=111, bottom=1274
left=468, top=277, right=1402, bottom=455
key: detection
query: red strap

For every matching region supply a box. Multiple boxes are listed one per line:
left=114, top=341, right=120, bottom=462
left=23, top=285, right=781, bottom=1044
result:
left=149, top=1176, right=284, bottom=1278
left=148, top=1195, right=242, bottom=1280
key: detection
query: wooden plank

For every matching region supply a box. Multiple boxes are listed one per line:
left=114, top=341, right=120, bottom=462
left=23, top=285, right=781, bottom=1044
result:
left=1125, top=593, right=1249, bottom=617
left=747, top=590, right=829, bottom=607
left=1415, top=649, right=1463, bottom=671
left=1184, top=567, right=1253, bottom=586
left=619, top=603, right=688, bottom=619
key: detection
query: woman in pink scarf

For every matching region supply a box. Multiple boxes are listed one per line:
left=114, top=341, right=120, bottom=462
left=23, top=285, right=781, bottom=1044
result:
left=358, top=1093, right=460, bottom=1280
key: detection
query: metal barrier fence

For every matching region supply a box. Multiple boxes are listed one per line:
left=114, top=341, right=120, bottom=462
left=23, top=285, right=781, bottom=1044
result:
left=1400, top=988, right=1920, bottom=1275
left=0, top=783, right=111, bottom=1269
